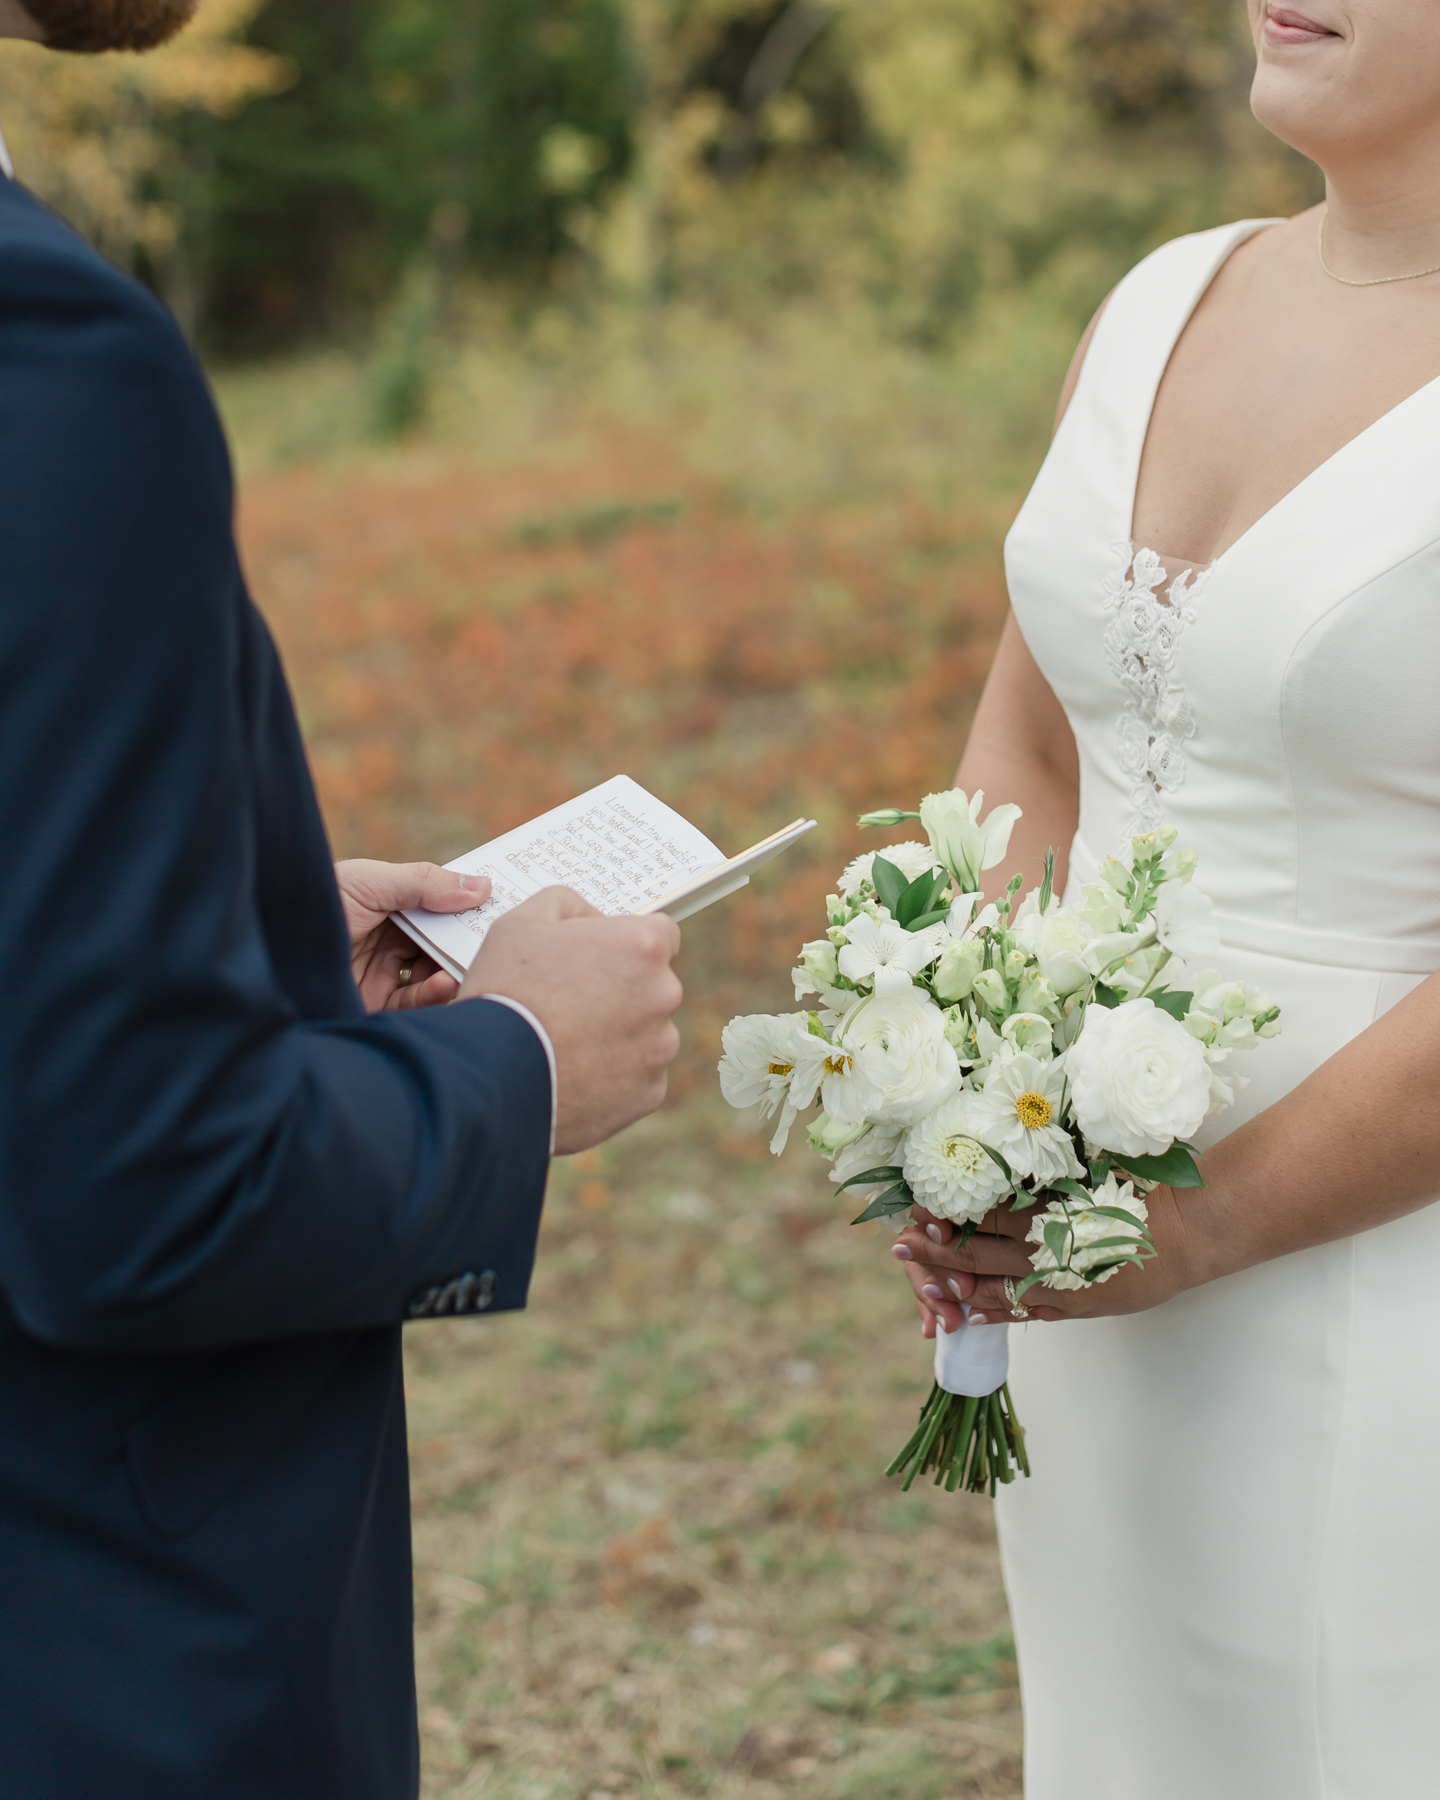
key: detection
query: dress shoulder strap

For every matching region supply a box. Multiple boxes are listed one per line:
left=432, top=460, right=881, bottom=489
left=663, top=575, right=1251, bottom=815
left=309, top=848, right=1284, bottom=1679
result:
left=1062, top=220, right=1280, bottom=483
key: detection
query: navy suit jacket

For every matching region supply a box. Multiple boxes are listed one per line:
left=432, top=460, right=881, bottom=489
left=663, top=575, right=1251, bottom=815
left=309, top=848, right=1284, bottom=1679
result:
left=0, top=179, right=553, bottom=1794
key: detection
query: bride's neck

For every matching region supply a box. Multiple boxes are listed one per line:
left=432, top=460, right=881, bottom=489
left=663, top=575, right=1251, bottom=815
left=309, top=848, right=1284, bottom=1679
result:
left=1320, top=141, right=1440, bottom=280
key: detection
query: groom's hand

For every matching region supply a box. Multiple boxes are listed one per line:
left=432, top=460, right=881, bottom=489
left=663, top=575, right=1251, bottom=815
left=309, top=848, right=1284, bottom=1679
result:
left=336, top=858, right=492, bottom=1013
left=461, top=886, right=683, bottom=1154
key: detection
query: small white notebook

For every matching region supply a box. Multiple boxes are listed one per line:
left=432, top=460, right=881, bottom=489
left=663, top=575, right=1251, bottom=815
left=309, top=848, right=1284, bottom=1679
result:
left=393, top=774, right=816, bottom=982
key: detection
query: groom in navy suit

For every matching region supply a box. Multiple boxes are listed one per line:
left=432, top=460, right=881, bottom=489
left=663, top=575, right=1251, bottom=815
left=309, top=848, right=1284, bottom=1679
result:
left=0, top=0, right=686, bottom=1794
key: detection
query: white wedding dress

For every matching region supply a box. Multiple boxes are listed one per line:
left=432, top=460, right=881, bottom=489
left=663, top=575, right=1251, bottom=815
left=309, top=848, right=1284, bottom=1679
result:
left=996, top=219, right=1440, bottom=1797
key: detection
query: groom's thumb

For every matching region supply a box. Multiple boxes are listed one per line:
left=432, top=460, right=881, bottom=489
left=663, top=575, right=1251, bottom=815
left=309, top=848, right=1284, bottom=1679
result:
left=396, top=862, right=491, bottom=914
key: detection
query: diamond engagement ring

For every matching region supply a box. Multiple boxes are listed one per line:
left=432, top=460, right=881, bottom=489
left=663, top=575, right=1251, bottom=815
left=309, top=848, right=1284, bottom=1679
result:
left=1003, top=1277, right=1030, bottom=1321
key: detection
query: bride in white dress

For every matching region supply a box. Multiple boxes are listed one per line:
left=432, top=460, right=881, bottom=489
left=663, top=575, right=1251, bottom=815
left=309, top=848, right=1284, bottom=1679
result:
left=889, top=3, right=1440, bottom=1793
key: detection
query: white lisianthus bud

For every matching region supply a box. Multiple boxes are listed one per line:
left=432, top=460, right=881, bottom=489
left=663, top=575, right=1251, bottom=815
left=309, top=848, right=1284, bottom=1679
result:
left=827, top=988, right=961, bottom=1127
left=1014, top=902, right=1093, bottom=996
left=1015, top=972, right=1060, bottom=1018
left=1000, top=1011, right=1055, bottom=1057
left=933, top=937, right=983, bottom=1003
left=918, top=788, right=1022, bottom=892
left=807, top=1113, right=870, bottom=1157
left=1066, top=997, right=1211, bottom=1157
left=901, top=1088, right=1012, bottom=1224
left=971, top=968, right=1008, bottom=1012
left=792, top=937, right=840, bottom=1000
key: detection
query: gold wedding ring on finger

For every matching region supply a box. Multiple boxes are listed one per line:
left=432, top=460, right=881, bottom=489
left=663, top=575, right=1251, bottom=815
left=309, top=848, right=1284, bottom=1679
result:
left=1003, top=1277, right=1031, bottom=1321
left=397, top=958, right=417, bottom=986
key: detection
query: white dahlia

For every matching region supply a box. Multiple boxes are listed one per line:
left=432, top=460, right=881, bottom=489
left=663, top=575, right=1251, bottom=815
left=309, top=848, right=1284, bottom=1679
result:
left=837, top=841, right=939, bottom=898
left=901, top=1088, right=1013, bottom=1224
left=1027, top=1176, right=1149, bottom=1290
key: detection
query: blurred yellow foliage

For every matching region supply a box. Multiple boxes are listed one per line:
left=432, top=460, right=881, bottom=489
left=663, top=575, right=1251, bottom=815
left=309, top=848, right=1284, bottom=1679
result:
left=0, top=0, right=287, bottom=265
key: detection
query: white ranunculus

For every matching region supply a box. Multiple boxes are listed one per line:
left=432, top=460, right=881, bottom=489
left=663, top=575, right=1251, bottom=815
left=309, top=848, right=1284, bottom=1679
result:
left=918, top=788, right=1022, bottom=892
left=1014, top=900, right=1094, bottom=997
left=1027, top=1175, right=1149, bottom=1290
left=837, top=913, right=949, bottom=994
left=972, top=1051, right=1083, bottom=1185
left=1150, top=879, right=1220, bottom=962
left=902, top=1088, right=1013, bottom=1225
left=1065, top=996, right=1210, bottom=1158
left=828, top=988, right=961, bottom=1127
left=837, top=841, right=938, bottom=898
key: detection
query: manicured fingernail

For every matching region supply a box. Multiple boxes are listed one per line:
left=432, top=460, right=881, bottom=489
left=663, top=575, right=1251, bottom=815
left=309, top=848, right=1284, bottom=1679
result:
left=969, top=1313, right=989, bottom=1325
left=947, top=1278, right=966, bottom=1300
left=921, top=1283, right=943, bottom=1301
left=925, top=1224, right=944, bottom=1243
left=892, top=1245, right=913, bottom=1262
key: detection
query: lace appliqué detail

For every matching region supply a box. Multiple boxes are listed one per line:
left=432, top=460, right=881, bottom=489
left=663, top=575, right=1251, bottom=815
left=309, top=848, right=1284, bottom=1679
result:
left=1102, top=544, right=1209, bottom=834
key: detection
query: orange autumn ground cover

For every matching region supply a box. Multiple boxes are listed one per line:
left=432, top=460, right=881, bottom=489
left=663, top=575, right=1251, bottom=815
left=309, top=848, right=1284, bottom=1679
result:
left=237, top=435, right=1009, bottom=1087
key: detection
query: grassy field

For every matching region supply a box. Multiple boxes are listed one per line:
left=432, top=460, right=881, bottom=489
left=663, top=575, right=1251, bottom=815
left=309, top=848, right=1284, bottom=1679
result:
left=221, top=319, right=1053, bottom=1799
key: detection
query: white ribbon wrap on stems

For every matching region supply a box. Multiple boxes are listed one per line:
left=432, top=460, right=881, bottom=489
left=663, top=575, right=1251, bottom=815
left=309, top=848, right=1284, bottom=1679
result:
left=934, top=1308, right=1010, bottom=1397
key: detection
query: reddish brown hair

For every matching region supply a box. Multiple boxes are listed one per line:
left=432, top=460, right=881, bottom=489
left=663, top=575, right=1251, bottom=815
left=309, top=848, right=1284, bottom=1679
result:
left=21, top=0, right=196, bottom=53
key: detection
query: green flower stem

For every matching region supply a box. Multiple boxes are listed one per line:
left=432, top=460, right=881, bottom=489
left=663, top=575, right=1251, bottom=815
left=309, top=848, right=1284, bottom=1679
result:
left=886, top=1382, right=1031, bottom=1498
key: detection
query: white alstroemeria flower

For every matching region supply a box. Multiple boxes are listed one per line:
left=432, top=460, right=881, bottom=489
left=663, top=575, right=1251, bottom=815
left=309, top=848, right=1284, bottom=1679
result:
left=945, top=892, right=988, bottom=934
left=1066, top=996, right=1210, bottom=1157
left=718, top=1013, right=809, bottom=1150
left=1027, top=1175, right=1149, bottom=1290
left=918, top=788, right=1022, bottom=892
left=837, top=912, right=949, bottom=994
left=973, top=1052, right=1083, bottom=1185
left=1151, top=879, right=1220, bottom=962
left=902, top=1088, right=1013, bottom=1225
left=1013, top=897, right=1094, bottom=997
left=827, top=988, right=961, bottom=1127
left=837, top=841, right=938, bottom=898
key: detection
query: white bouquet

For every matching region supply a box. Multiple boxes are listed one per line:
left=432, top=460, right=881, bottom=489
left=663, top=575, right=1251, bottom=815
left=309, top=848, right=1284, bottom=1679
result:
left=717, top=792, right=1280, bottom=1495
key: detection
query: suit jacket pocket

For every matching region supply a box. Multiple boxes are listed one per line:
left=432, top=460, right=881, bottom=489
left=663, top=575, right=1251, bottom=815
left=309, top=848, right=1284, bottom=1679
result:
left=126, top=1331, right=361, bottom=1540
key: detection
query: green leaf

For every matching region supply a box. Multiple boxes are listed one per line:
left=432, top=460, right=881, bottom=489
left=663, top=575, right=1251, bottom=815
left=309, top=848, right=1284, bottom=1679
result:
left=980, top=1143, right=1013, bottom=1180
left=1093, top=982, right=1125, bottom=1009
left=835, top=1165, right=905, bottom=1194
left=1115, top=1142, right=1206, bottom=1188
left=1013, top=1272, right=1048, bottom=1301
left=1045, top=1179, right=1091, bottom=1201
left=1078, top=1257, right=1142, bottom=1282
left=1147, top=988, right=1194, bottom=1021
left=905, top=906, right=952, bottom=933
left=1042, top=1219, right=1072, bottom=1268
left=871, top=856, right=908, bottom=917
left=1088, top=1153, right=1112, bottom=1185
left=1087, top=1205, right=1150, bottom=1232
left=849, top=1184, right=913, bottom=1225
left=896, top=866, right=950, bottom=926
left=1037, top=848, right=1056, bottom=914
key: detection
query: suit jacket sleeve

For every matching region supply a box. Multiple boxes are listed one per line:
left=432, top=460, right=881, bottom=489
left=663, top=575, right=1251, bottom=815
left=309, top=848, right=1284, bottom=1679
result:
left=0, top=223, right=552, bottom=1354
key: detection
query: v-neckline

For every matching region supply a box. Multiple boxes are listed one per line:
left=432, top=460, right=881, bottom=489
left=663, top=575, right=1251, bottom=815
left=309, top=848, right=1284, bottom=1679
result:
left=1124, top=217, right=1440, bottom=576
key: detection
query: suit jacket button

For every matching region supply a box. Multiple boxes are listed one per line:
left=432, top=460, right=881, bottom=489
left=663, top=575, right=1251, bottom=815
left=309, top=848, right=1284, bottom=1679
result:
left=476, top=1270, right=497, bottom=1311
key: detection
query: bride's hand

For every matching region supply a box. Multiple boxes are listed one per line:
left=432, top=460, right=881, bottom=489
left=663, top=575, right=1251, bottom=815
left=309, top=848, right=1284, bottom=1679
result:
left=335, top=859, right=491, bottom=1013
left=891, top=1188, right=1199, bottom=1330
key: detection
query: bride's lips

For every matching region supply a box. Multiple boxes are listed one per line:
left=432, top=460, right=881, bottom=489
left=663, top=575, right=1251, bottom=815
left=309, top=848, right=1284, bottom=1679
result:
left=1264, top=5, right=1340, bottom=45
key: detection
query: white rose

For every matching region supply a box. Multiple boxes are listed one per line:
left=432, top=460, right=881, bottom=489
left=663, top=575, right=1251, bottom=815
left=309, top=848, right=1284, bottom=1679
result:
left=902, top=1088, right=1013, bottom=1225
left=1066, top=997, right=1211, bottom=1158
left=918, top=788, right=1022, bottom=892
left=1014, top=901, right=1093, bottom=996
left=837, top=841, right=938, bottom=897
left=828, top=988, right=961, bottom=1127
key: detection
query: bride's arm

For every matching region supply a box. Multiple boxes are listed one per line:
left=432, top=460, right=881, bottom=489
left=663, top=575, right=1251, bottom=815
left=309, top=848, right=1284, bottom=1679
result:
left=895, top=970, right=1440, bottom=1324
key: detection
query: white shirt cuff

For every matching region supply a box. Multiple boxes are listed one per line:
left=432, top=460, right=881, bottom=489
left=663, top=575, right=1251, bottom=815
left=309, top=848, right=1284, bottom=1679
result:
left=482, top=994, right=557, bottom=1156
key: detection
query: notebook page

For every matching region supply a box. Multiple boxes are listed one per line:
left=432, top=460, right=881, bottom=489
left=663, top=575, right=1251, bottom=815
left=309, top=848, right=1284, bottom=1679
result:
left=395, top=775, right=725, bottom=975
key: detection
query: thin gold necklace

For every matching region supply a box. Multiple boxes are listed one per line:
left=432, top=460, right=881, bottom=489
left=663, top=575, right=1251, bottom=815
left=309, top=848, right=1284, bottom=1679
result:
left=1317, top=206, right=1440, bottom=287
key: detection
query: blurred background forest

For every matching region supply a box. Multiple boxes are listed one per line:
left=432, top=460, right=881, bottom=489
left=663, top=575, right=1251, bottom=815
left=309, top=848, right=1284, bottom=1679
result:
left=0, top=8, right=1315, bottom=1798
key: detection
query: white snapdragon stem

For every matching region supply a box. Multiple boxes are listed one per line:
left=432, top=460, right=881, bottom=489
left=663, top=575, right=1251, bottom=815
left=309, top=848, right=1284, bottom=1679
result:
left=934, top=1309, right=1010, bottom=1397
